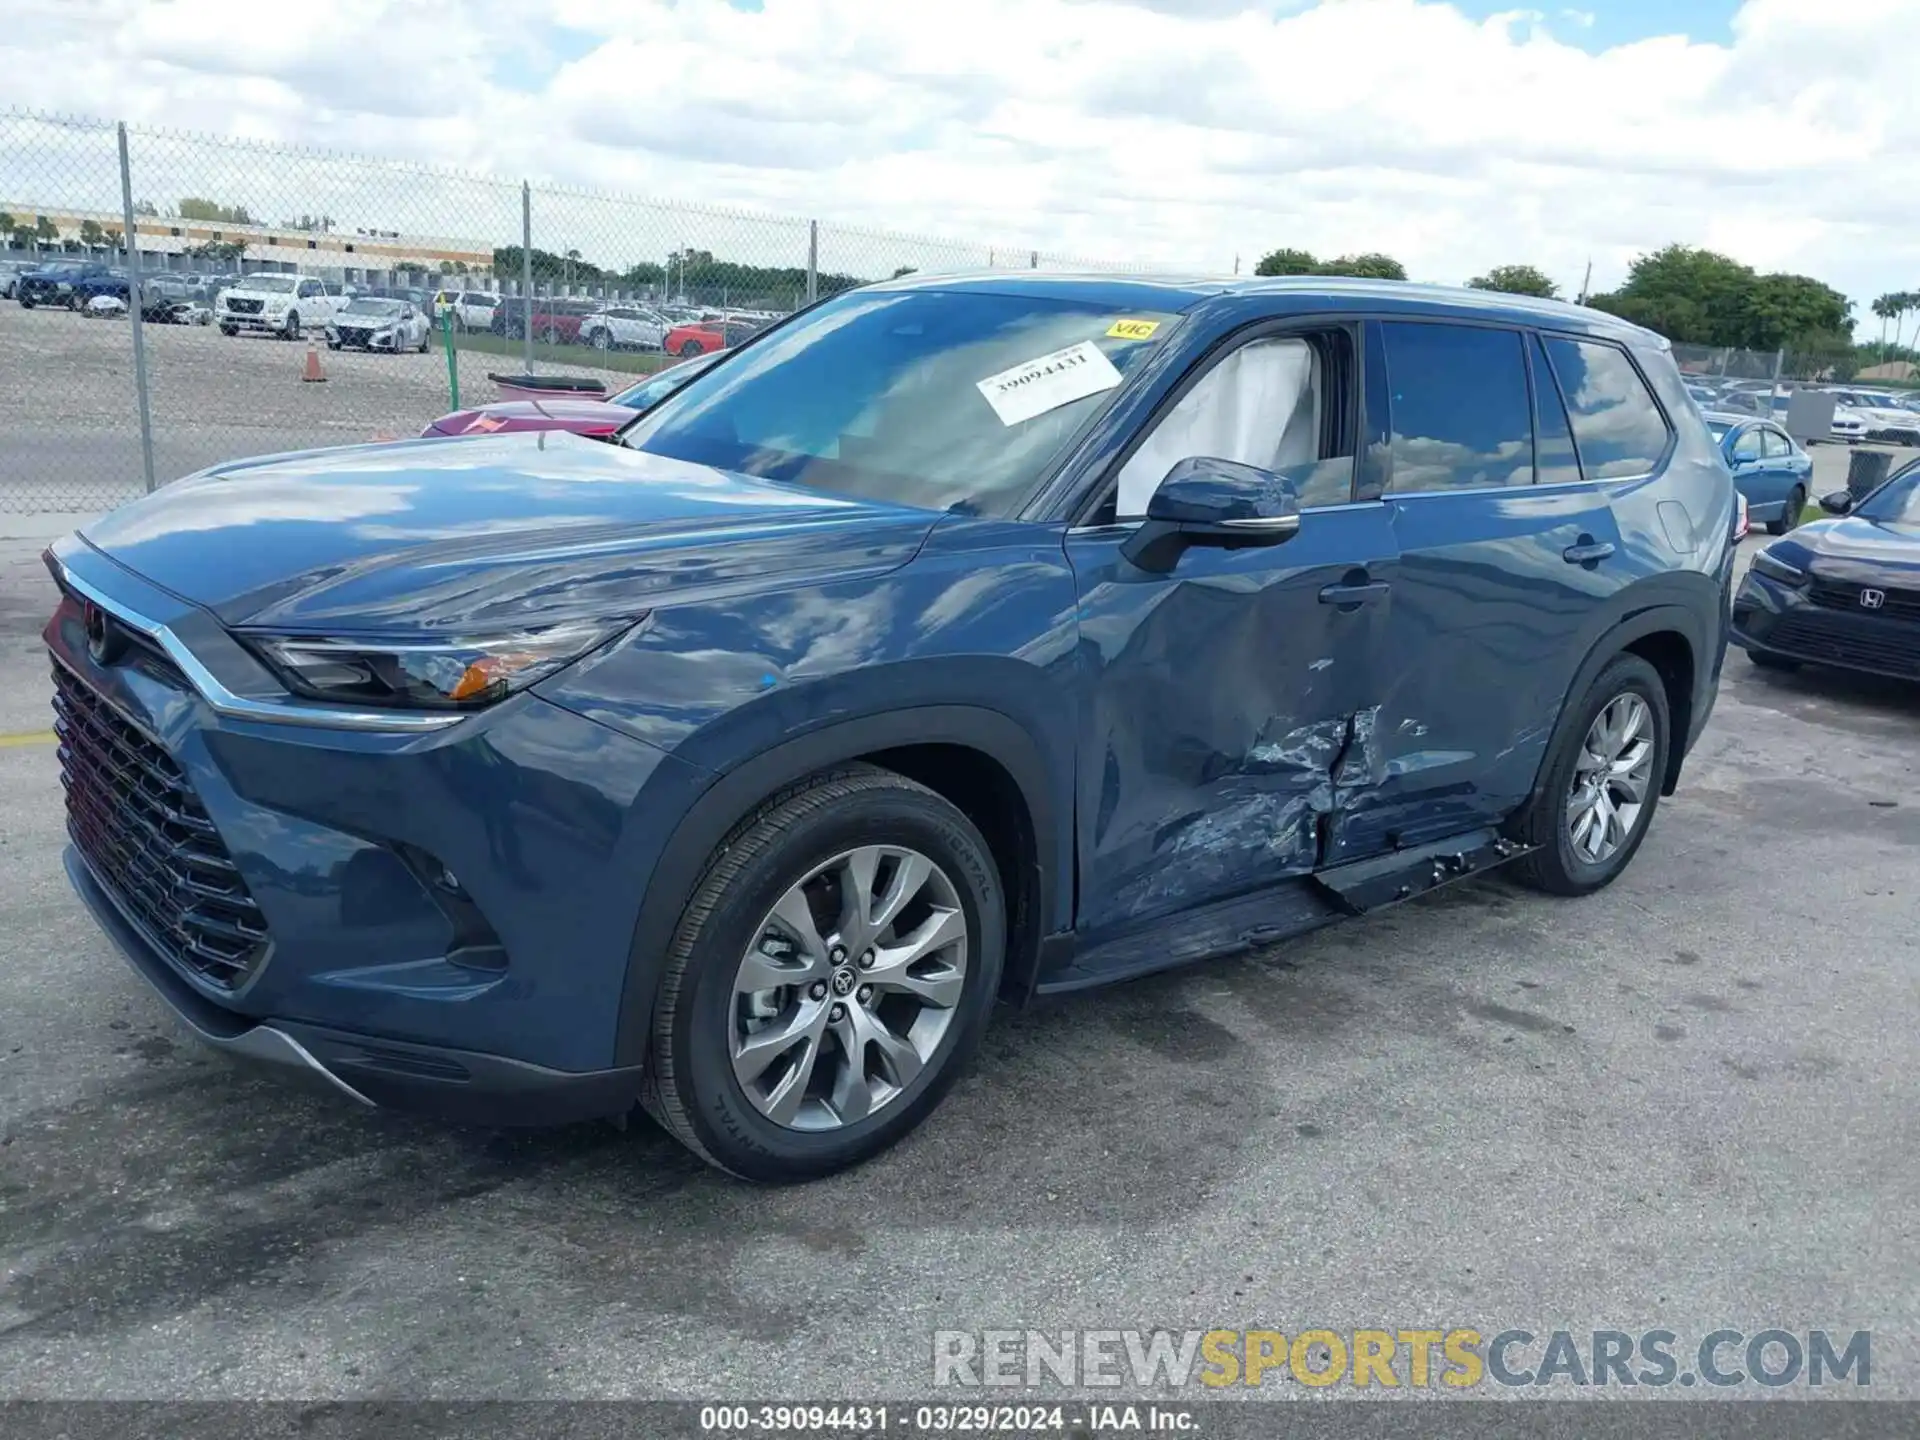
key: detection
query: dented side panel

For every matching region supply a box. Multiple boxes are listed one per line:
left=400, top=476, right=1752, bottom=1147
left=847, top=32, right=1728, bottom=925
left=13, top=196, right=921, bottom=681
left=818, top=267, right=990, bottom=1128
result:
left=1065, top=504, right=1400, bottom=934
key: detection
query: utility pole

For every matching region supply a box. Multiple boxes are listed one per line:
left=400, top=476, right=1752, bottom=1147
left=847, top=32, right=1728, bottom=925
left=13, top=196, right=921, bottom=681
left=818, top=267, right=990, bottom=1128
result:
left=1577, top=259, right=1592, bottom=305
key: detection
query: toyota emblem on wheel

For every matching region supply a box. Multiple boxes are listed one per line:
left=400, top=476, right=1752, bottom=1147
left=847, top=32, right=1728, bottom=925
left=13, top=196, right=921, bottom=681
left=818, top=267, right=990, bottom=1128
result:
left=1860, top=588, right=1885, bottom=609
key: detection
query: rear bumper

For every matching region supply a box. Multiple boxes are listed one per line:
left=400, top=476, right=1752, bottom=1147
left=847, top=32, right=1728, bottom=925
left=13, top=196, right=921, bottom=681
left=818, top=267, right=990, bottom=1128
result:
left=69, top=844, right=646, bottom=1125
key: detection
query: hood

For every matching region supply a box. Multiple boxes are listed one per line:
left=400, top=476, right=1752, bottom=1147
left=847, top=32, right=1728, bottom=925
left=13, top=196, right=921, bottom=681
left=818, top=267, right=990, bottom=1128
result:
left=78, top=430, right=940, bottom=635
left=425, top=398, right=636, bottom=438
left=1782, top=515, right=1920, bottom=585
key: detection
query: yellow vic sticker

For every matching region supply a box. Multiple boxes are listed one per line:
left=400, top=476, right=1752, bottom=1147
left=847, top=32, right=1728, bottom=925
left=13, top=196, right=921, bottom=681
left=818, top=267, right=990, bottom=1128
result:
left=1106, top=318, right=1161, bottom=341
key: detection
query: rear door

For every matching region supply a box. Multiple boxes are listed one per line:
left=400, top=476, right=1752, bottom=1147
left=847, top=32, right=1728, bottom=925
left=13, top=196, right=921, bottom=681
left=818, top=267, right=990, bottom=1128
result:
left=1358, top=319, right=1628, bottom=849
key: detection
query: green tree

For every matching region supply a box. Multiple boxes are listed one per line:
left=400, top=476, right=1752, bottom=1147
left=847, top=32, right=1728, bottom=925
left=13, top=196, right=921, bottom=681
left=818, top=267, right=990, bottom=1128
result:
left=891, top=265, right=918, bottom=279
left=78, top=218, right=105, bottom=247
left=1466, top=264, right=1558, bottom=298
left=1253, top=246, right=1318, bottom=276
left=184, top=239, right=245, bottom=261
left=133, top=199, right=159, bottom=218
left=178, top=196, right=252, bottom=225
left=1586, top=244, right=1852, bottom=351
left=0, top=211, right=13, bottom=235
left=33, top=215, right=59, bottom=245
left=1316, top=252, right=1407, bottom=280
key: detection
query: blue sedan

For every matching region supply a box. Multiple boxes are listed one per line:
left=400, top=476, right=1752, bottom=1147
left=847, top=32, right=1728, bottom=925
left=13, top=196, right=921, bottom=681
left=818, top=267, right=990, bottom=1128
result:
left=1705, top=411, right=1811, bottom=535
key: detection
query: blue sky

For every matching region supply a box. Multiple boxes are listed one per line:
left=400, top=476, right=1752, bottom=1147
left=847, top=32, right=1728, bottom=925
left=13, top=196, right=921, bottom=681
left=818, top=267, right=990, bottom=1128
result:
left=1449, top=0, right=1744, bottom=49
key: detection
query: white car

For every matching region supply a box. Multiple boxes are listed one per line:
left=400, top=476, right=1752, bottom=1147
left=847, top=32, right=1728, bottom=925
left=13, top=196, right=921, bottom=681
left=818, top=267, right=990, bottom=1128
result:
left=1830, top=405, right=1870, bottom=443
left=577, top=304, right=668, bottom=352
left=326, top=297, right=432, bottom=353
left=432, top=289, right=500, bottom=331
left=218, top=274, right=341, bottom=339
left=85, top=294, right=127, bottom=318
left=1826, top=391, right=1920, bottom=445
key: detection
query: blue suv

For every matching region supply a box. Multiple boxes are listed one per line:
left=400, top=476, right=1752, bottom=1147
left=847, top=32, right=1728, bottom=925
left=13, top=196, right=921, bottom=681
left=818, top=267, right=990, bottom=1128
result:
left=46, top=275, right=1733, bottom=1178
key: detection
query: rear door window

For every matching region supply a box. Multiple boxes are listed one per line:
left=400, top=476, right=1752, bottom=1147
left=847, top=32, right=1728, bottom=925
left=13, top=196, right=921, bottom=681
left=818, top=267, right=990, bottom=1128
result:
left=1762, top=428, right=1793, bottom=459
left=1541, top=336, right=1672, bottom=480
left=1380, top=321, right=1534, bottom=493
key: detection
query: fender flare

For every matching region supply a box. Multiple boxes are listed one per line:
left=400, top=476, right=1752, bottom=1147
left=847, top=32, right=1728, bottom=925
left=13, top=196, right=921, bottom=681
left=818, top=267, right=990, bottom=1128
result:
left=1550, top=596, right=1714, bottom=799
left=612, top=704, right=1062, bottom=1068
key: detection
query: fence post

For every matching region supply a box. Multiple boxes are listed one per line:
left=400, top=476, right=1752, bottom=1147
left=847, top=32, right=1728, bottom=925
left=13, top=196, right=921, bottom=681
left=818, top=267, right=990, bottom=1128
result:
left=806, top=220, right=818, bottom=304
left=521, top=181, right=534, bottom=372
left=1772, top=348, right=1785, bottom=389
left=1030, top=250, right=1038, bottom=269
left=117, top=122, right=157, bottom=495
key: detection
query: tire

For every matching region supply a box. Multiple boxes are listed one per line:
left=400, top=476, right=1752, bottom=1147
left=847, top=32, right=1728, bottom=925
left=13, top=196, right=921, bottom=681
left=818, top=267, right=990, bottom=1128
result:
left=679, top=338, right=704, bottom=358
left=642, top=764, right=1005, bottom=1181
left=592, top=328, right=611, bottom=351
left=219, top=323, right=237, bottom=337
left=1767, top=486, right=1804, bottom=536
left=283, top=311, right=300, bottom=339
left=543, top=325, right=560, bottom=345
left=19, top=296, right=34, bottom=309
left=1507, top=654, right=1670, bottom=897
left=417, top=326, right=431, bottom=354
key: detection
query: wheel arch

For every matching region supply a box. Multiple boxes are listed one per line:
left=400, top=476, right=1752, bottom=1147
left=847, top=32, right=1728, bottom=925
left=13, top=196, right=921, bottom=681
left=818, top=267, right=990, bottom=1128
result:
left=1551, top=596, right=1713, bottom=801
left=612, top=705, right=1061, bottom=1069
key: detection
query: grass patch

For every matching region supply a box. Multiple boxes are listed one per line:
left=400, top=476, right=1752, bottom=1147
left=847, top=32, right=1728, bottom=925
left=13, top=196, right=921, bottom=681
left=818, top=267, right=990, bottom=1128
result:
left=448, top=329, right=673, bottom=377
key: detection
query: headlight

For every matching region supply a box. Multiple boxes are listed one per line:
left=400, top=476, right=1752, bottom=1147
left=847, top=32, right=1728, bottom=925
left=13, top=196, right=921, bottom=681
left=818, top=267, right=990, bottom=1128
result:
left=1750, top=549, right=1808, bottom=586
left=371, top=328, right=394, bottom=342
left=244, top=620, right=631, bottom=710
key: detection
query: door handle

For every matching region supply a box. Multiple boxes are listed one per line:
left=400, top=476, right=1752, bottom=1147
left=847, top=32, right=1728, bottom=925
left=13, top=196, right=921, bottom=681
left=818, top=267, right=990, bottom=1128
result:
left=1318, top=581, right=1391, bottom=607
left=1563, top=540, right=1615, bottom=565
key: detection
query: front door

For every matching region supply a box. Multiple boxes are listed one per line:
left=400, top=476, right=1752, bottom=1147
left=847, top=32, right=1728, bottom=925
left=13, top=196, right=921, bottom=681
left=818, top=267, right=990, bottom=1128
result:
left=1066, top=324, right=1399, bottom=934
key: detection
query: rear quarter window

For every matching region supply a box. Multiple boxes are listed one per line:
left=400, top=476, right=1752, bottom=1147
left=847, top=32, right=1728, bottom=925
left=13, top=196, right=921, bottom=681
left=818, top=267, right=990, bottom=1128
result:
left=1542, top=337, right=1672, bottom=480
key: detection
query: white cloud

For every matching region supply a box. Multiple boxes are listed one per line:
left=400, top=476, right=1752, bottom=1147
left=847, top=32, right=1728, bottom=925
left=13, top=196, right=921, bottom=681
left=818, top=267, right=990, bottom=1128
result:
left=1, top=0, right=1914, bottom=325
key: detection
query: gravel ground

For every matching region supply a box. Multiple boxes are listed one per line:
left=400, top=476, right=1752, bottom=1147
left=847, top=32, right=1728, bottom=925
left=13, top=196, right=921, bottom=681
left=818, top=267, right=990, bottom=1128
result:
left=0, top=302, right=637, bottom=512
left=0, top=506, right=1916, bottom=1411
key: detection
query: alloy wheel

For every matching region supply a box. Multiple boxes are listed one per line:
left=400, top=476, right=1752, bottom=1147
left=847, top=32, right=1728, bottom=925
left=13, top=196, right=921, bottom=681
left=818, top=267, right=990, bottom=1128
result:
left=729, top=845, right=968, bottom=1131
left=1566, top=693, right=1655, bottom=865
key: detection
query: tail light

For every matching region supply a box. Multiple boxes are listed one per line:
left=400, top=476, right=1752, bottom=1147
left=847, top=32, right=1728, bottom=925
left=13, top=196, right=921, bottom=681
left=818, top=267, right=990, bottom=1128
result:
left=1732, top=493, right=1750, bottom=541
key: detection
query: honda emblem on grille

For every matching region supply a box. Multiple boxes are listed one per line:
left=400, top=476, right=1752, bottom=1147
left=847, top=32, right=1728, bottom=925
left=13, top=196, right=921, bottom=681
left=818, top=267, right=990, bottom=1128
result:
left=83, top=602, right=125, bottom=665
left=1860, top=588, right=1886, bottom=610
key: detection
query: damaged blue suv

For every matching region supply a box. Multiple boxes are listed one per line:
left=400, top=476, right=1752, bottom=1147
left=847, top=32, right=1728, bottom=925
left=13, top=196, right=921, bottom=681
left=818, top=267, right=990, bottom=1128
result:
left=47, top=275, right=1732, bottom=1179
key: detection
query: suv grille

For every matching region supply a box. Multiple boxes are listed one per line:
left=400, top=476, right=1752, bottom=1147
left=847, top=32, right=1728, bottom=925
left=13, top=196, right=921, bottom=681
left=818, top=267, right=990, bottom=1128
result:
left=225, top=297, right=262, bottom=315
left=53, top=661, right=270, bottom=988
left=1808, top=578, right=1920, bottom=623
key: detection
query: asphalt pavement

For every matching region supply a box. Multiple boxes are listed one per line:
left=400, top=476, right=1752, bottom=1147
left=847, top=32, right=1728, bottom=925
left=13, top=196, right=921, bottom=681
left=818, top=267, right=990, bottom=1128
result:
left=1, top=469, right=1916, bottom=1408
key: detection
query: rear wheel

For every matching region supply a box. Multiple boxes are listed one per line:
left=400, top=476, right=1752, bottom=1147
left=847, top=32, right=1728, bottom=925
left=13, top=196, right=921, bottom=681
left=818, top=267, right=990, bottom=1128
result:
left=591, top=328, right=611, bottom=351
left=543, top=324, right=560, bottom=345
left=679, top=338, right=704, bottom=357
left=1767, top=486, right=1805, bottom=536
left=643, top=766, right=1004, bottom=1181
left=1508, top=654, right=1669, bottom=897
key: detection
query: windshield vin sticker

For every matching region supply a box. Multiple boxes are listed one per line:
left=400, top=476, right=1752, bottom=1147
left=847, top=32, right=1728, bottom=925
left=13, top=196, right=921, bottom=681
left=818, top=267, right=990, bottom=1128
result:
left=975, top=341, right=1123, bottom=427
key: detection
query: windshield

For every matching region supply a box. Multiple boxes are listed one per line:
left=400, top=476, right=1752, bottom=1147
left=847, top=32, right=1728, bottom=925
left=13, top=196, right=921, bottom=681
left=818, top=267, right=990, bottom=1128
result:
left=342, top=298, right=403, bottom=317
left=240, top=275, right=298, bottom=293
left=623, top=289, right=1179, bottom=515
left=1856, top=465, right=1920, bottom=525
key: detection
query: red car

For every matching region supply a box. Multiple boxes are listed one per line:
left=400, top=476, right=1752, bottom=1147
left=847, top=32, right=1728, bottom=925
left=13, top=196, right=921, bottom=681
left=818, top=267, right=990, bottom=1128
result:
left=663, top=317, right=761, bottom=357
left=420, top=351, right=719, bottom=440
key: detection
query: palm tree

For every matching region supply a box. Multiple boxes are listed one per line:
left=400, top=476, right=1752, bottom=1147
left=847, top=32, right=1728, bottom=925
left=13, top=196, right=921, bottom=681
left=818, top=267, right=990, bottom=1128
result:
left=1872, top=292, right=1900, bottom=346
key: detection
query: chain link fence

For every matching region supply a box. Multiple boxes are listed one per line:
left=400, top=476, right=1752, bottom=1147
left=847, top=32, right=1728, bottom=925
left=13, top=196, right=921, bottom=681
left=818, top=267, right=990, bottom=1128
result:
left=0, top=109, right=1170, bottom=515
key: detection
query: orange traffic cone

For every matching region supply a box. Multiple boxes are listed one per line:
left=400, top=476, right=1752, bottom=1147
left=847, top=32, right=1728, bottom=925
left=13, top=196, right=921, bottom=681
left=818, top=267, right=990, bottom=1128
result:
left=302, top=339, right=327, bottom=383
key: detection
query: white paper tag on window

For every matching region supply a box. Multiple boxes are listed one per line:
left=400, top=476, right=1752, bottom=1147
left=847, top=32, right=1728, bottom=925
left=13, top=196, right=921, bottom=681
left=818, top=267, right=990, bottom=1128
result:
left=975, top=340, right=1123, bottom=427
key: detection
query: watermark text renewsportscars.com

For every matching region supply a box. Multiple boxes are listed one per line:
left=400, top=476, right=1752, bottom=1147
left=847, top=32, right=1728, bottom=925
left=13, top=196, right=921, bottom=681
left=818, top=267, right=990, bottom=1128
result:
left=933, top=1328, right=1871, bottom=1390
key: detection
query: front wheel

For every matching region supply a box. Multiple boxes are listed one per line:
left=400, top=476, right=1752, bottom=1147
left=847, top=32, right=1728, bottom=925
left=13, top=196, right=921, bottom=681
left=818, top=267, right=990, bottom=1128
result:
left=1508, top=654, right=1670, bottom=897
left=1767, top=486, right=1805, bottom=536
left=591, top=329, right=611, bottom=351
left=643, top=765, right=1004, bottom=1181
left=282, top=311, right=301, bottom=339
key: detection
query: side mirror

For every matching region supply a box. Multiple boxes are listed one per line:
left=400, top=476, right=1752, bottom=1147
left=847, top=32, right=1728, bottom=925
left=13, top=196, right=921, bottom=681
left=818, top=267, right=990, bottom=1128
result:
left=1121, top=457, right=1301, bottom=573
left=1819, top=490, right=1853, bottom=515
